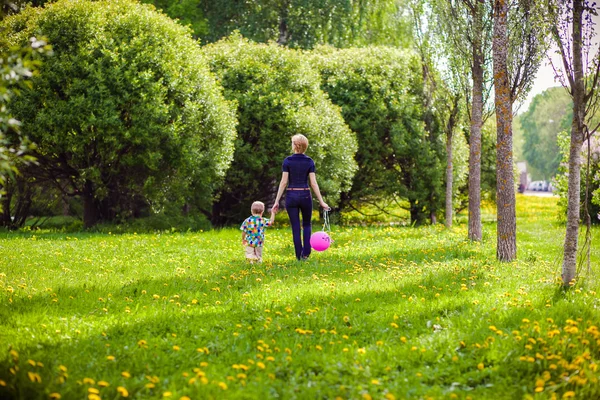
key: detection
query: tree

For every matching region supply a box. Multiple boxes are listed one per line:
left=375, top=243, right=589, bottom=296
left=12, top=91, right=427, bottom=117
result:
left=203, top=35, right=357, bottom=225
left=493, top=0, right=545, bottom=261
left=1, top=1, right=48, bottom=18
left=0, top=36, right=50, bottom=214
left=546, top=0, right=600, bottom=285
left=140, top=0, right=209, bottom=39
left=434, top=0, right=494, bottom=240
left=520, top=87, right=571, bottom=180
left=310, top=46, right=454, bottom=225
left=194, top=0, right=412, bottom=49
left=1, top=0, right=238, bottom=228
left=412, top=0, right=468, bottom=228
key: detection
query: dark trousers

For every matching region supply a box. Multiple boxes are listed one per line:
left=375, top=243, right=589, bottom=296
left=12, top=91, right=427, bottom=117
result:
left=285, top=191, right=312, bottom=260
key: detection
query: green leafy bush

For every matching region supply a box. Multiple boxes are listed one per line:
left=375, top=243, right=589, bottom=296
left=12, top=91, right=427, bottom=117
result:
left=203, top=34, right=357, bottom=225
left=1, top=0, right=237, bottom=227
left=555, top=131, right=600, bottom=224
left=309, top=46, right=448, bottom=224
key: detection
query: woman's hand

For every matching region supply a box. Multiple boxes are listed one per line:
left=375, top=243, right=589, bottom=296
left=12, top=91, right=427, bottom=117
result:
left=320, top=201, right=330, bottom=211
left=272, top=202, right=279, bottom=214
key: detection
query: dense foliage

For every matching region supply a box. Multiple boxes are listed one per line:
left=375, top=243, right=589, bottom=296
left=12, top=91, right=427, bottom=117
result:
left=309, top=46, right=452, bottom=224
left=0, top=36, right=50, bottom=215
left=1, top=0, right=237, bottom=227
left=520, top=87, right=571, bottom=180
left=144, top=0, right=413, bottom=49
left=203, top=35, right=357, bottom=225
left=555, top=131, right=600, bottom=224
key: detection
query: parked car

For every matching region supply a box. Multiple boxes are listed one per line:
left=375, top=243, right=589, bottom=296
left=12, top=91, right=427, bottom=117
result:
left=528, top=181, right=543, bottom=191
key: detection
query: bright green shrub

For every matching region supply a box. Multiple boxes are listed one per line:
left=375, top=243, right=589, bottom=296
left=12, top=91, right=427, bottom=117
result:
left=309, top=46, right=447, bottom=224
left=555, top=131, right=600, bottom=224
left=203, top=34, right=357, bottom=225
left=1, top=0, right=237, bottom=227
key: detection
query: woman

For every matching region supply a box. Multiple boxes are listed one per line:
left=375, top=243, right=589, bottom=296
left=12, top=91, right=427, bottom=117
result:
left=272, top=134, right=329, bottom=260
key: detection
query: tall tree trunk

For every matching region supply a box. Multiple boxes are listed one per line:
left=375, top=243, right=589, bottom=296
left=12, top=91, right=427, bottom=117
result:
left=493, top=0, right=516, bottom=261
left=277, top=2, right=290, bottom=45
left=82, top=180, right=98, bottom=228
left=468, top=8, right=484, bottom=241
left=445, top=94, right=460, bottom=229
left=445, top=129, right=453, bottom=228
left=562, top=0, right=585, bottom=286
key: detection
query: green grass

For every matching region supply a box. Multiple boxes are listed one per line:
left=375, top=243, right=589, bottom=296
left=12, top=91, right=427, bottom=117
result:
left=0, top=196, right=599, bottom=400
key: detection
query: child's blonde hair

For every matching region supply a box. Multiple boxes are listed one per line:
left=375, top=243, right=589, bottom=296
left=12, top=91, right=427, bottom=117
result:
left=292, top=134, right=309, bottom=153
left=251, top=201, right=265, bottom=215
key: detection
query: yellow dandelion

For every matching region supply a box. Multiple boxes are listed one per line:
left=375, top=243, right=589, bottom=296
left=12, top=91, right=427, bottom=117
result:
left=257, top=362, right=266, bottom=369
left=218, top=382, right=228, bottom=390
left=371, top=379, right=380, bottom=385
left=88, top=388, right=100, bottom=394
left=173, top=345, right=180, bottom=351
left=121, top=371, right=131, bottom=379
left=117, top=386, right=129, bottom=397
left=0, top=380, right=6, bottom=387
left=27, top=372, right=42, bottom=383
left=98, top=381, right=109, bottom=387
left=562, top=392, right=575, bottom=399
left=88, top=395, right=101, bottom=400
left=107, top=355, right=115, bottom=361
left=384, top=394, right=396, bottom=400
left=49, top=393, right=61, bottom=399
left=477, top=363, right=484, bottom=370
left=180, top=397, right=191, bottom=400
left=83, top=378, right=95, bottom=385
left=163, top=392, right=172, bottom=397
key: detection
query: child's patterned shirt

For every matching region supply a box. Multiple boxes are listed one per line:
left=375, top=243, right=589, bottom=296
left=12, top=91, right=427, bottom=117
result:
left=240, top=216, right=273, bottom=247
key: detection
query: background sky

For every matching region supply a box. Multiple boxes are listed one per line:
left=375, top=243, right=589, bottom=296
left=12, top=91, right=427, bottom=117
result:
left=520, top=11, right=600, bottom=112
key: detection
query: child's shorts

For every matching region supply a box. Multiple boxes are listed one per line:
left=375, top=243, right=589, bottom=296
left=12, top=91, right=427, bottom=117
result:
left=245, top=245, right=263, bottom=262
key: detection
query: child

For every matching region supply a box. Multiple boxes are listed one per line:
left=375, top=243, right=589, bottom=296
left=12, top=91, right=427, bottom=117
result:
left=240, top=201, right=276, bottom=263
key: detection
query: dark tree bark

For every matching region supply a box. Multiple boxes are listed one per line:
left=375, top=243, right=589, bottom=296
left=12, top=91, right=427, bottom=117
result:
left=468, top=8, right=484, bottom=241
left=82, top=180, right=99, bottom=228
left=560, top=0, right=586, bottom=285
left=493, top=0, right=517, bottom=261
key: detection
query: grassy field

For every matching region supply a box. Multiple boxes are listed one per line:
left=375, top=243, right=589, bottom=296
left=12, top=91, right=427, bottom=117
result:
left=0, top=196, right=599, bottom=400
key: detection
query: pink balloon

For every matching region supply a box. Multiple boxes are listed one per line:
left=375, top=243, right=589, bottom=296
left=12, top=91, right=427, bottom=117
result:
left=310, top=231, right=331, bottom=252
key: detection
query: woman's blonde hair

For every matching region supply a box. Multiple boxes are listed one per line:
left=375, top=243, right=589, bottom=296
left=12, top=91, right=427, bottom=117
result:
left=291, top=134, right=309, bottom=153
left=251, top=201, right=265, bottom=215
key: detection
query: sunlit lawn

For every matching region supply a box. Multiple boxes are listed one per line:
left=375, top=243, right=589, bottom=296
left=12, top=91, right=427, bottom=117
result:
left=0, top=195, right=599, bottom=399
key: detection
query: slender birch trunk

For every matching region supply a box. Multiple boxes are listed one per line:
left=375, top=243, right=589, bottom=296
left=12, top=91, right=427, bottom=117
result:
left=562, top=0, right=585, bottom=286
left=445, top=129, right=454, bottom=229
left=493, top=0, right=517, bottom=261
left=445, top=94, right=460, bottom=229
left=468, top=8, right=484, bottom=241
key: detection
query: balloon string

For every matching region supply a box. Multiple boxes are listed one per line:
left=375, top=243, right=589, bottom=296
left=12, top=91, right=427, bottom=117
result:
left=322, top=209, right=330, bottom=232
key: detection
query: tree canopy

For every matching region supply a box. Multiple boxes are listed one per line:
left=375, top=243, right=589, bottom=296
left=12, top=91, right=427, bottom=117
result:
left=203, top=34, right=357, bottom=225
left=310, top=45, right=450, bottom=224
left=143, top=0, right=413, bottom=49
left=1, top=0, right=238, bottom=227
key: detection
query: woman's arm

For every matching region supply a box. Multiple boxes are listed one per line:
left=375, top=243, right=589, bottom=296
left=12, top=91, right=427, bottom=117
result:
left=272, top=171, right=289, bottom=214
left=309, top=172, right=329, bottom=210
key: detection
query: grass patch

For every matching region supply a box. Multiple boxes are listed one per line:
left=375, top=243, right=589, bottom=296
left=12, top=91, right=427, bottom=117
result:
left=0, top=196, right=598, bottom=399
